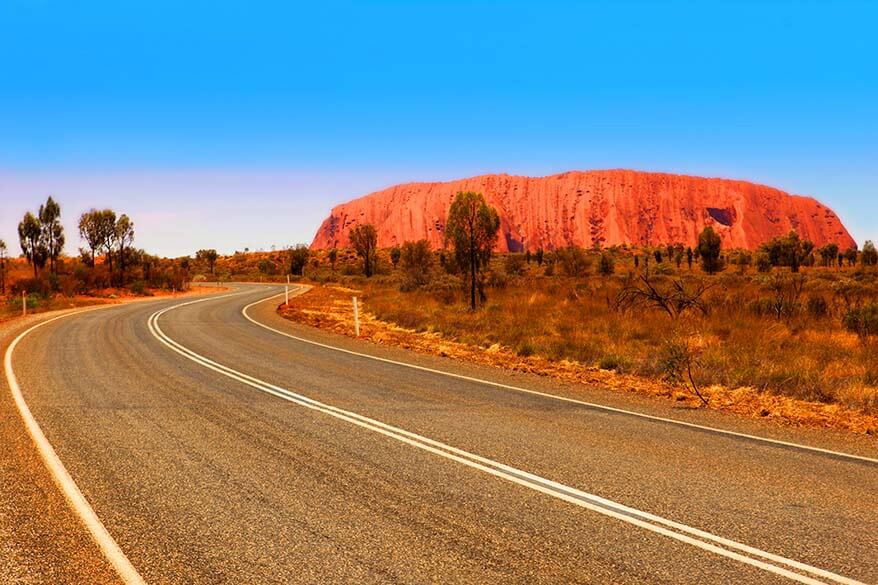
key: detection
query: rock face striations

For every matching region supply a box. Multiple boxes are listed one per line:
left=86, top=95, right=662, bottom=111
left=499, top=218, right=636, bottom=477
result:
left=310, top=170, right=855, bottom=251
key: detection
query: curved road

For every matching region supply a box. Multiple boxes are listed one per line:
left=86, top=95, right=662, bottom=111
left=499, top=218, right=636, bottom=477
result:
left=4, top=284, right=877, bottom=584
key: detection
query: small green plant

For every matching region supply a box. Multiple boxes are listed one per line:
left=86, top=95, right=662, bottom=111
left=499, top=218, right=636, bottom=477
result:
left=598, top=253, right=615, bottom=276
left=659, top=337, right=709, bottom=405
left=843, top=304, right=878, bottom=339
left=599, top=354, right=624, bottom=372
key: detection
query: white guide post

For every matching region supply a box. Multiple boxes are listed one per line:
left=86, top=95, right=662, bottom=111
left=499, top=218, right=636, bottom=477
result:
left=22, top=291, right=26, bottom=317
left=353, top=296, right=360, bottom=337
left=285, top=275, right=290, bottom=306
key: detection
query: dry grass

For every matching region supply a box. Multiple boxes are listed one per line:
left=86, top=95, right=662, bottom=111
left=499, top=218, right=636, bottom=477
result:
left=279, top=261, right=878, bottom=435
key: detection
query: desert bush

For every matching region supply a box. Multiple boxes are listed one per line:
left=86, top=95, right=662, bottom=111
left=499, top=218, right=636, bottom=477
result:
left=426, top=274, right=464, bottom=304
left=805, top=295, right=829, bottom=318
left=598, top=253, right=615, bottom=276
left=843, top=304, right=878, bottom=339
left=755, top=252, right=772, bottom=273
left=288, top=245, right=310, bottom=276
left=516, top=341, right=536, bottom=357
left=616, top=274, right=713, bottom=320
left=504, top=254, right=527, bottom=276
left=486, top=270, right=508, bottom=289
left=760, top=273, right=805, bottom=320
left=399, top=240, right=434, bottom=290
left=131, top=280, right=151, bottom=296
left=556, top=246, right=591, bottom=277
left=599, top=353, right=625, bottom=372
left=11, top=277, right=53, bottom=299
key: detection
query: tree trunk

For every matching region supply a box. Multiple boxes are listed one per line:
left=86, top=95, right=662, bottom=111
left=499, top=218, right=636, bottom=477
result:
left=119, top=246, right=125, bottom=286
left=469, top=250, right=476, bottom=311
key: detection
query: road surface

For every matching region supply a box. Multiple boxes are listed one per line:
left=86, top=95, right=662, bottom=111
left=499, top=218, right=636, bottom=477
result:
left=2, top=284, right=876, bottom=584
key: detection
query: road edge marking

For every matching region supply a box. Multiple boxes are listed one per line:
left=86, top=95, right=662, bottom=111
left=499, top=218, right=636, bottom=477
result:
left=151, top=293, right=864, bottom=585
left=4, top=309, right=147, bottom=585
left=242, top=288, right=878, bottom=465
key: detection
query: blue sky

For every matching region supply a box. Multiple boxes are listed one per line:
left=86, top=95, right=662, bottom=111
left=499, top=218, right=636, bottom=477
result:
left=1, top=0, right=876, bottom=256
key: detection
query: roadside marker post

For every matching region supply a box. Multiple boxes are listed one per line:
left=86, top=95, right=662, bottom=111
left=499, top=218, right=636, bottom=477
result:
left=22, top=291, right=26, bottom=317
left=285, top=275, right=290, bottom=306
left=353, top=296, right=360, bottom=337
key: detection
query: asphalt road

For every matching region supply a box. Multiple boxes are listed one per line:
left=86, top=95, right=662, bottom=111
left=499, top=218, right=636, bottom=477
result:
left=3, top=284, right=877, bottom=584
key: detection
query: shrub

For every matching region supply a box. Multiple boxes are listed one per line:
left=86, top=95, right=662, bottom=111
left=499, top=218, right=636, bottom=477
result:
left=11, top=277, right=52, bottom=299
left=843, top=304, right=878, bottom=339
left=599, top=354, right=624, bottom=372
left=556, top=246, right=591, bottom=277
left=598, top=253, right=615, bottom=276
left=131, top=280, right=152, bottom=296
left=805, top=295, right=829, bottom=318
left=755, top=252, right=772, bottom=273
left=486, top=270, right=508, bottom=289
left=426, top=274, right=463, bottom=304
left=504, top=254, right=527, bottom=276
left=517, top=341, right=536, bottom=357
left=399, top=240, right=433, bottom=290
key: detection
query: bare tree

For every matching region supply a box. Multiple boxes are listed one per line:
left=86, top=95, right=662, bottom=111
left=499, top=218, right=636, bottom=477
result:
left=616, top=273, right=714, bottom=320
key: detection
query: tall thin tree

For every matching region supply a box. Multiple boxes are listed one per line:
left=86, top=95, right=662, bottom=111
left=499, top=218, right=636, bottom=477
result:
left=349, top=224, right=378, bottom=277
left=444, top=191, right=501, bottom=310
left=39, top=196, right=64, bottom=275
left=18, top=211, right=46, bottom=278
left=0, top=239, right=7, bottom=294
left=115, top=214, right=135, bottom=285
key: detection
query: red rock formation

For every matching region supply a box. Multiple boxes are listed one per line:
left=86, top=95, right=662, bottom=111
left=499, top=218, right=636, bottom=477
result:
left=310, top=170, right=855, bottom=251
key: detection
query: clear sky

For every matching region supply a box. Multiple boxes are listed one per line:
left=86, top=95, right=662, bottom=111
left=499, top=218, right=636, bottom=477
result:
left=1, top=0, right=876, bottom=257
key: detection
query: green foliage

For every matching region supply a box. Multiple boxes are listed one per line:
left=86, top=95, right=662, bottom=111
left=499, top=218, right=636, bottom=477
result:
left=862, top=241, right=878, bottom=267
left=288, top=244, right=310, bottom=276
left=598, top=252, right=615, bottom=276
left=0, top=239, right=7, bottom=295
left=39, top=196, right=64, bottom=275
left=697, top=226, right=722, bottom=274
left=258, top=258, right=278, bottom=275
left=503, top=254, right=526, bottom=276
left=556, top=246, right=591, bottom=277
left=760, top=231, right=815, bottom=273
left=389, top=246, right=401, bottom=268
left=399, top=240, right=433, bottom=290
left=759, top=273, right=806, bottom=320
left=843, top=304, right=878, bottom=339
left=805, top=295, right=828, bottom=318
left=349, top=224, right=379, bottom=277
left=78, top=208, right=117, bottom=268
left=196, top=249, right=219, bottom=275
left=444, top=191, right=501, bottom=310
left=755, top=251, right=772, bottom=273
left=599, top=353, right=624, bottom=372
left=818, top=243, right=839, bottom=267
left=18, top=211, right=47, bottom=277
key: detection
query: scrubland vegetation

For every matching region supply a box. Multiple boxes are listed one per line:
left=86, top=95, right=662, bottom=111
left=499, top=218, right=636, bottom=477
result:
left=271, top=193, right=878, bottom=419
left=0, top=198, right=198, bottom=320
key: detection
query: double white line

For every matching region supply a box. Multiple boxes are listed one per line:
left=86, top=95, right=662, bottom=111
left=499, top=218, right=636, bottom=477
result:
left=148, top=293, right=866, bottom=585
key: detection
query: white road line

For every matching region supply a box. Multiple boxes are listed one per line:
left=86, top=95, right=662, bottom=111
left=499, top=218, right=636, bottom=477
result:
left=243, top=287, right=878, bottom=465
left=4, top=309, right=147, bottom=585
left=149, top=293, right=866, bottom=585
